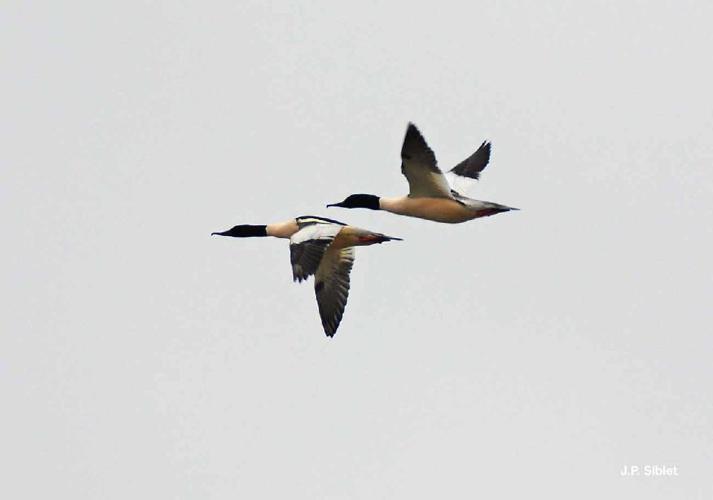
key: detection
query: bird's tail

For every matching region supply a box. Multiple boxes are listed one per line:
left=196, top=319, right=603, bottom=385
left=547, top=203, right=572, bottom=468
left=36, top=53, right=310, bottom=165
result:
left=476, top=202, right=519, bottom=218
left=359, top=233, right=403, bottom=244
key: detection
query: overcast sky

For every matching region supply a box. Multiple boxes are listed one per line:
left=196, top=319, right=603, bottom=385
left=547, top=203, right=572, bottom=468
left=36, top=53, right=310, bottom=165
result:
left=3, top=1, right=713, bottom=498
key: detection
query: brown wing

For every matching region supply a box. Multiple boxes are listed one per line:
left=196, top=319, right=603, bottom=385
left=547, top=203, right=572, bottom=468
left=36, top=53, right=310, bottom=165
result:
left=314, top=246, right=355, bottom=337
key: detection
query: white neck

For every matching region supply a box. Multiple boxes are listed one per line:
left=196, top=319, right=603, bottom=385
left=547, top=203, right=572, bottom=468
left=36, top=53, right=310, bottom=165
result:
left=266, top=219, right=299, bottom=239
left=379, top=196, right=410, bottom=215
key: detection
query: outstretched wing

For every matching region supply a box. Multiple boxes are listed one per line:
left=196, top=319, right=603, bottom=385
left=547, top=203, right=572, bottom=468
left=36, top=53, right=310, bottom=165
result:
left=445, top=140, right=492, bottom=194
left=400, top=123, right=454, bottom=199
left=450, top=141, right=491, bottom=180
left=314, top=246, right=355, bottom=337
left=289, top=224, right=342, bottom=282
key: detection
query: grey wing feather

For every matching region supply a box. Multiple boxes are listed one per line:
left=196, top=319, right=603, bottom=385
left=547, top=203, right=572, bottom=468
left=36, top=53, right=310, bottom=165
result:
left=290, top=240, right=333, bottom=282
left=400, top=123, right=453, bottom=199
left=449, top=141, right=491, bottom=180
left=314, top=247, right=355, bottom=337
left=289, top=224, right=342, bottom=282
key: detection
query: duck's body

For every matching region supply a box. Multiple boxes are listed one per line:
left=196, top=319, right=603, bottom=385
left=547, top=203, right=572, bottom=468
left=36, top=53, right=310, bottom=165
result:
left=213, top=215, right=400, bottom=337
left=379, top=195, right=508, bottom=223
left=328, top=123, right=518, bottom=223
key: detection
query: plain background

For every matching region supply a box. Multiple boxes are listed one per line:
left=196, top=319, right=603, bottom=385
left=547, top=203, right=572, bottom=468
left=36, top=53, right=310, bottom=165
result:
left=3, top=1, right=712, bottom=498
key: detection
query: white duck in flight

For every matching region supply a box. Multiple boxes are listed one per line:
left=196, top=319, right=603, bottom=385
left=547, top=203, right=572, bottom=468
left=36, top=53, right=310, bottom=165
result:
left=212, top=215, right=401, bottom=337
left=327, top=123, right=518, bottom=223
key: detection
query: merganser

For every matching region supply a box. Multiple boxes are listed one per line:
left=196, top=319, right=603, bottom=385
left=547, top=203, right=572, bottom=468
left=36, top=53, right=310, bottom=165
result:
left=327, top=123, right=519, bottom=223
left=212, top=215, right=401, bottom=337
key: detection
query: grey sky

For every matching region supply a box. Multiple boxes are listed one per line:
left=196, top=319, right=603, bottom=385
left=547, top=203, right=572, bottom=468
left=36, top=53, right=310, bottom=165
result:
left=3, top=1, right=712, bottom=498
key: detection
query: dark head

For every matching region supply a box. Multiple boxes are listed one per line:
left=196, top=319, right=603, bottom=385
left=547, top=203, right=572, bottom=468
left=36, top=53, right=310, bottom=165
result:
left=211, top=224, right=267, bottom=238
left=327, top=194, right=380, bottom=210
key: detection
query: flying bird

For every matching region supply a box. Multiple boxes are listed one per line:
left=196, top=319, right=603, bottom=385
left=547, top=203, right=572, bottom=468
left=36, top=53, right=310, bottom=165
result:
left=328, top=123, right=518, bottom=223
left=212, top=216, right=401, bottom=337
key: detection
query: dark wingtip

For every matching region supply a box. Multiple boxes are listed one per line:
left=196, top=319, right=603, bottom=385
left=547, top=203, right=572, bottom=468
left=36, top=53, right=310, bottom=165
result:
left=323, top=322, right=337, bottom=337
left=405, top=122, right=421, bottom=137
left=374, top=235, right=403, bottom=242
